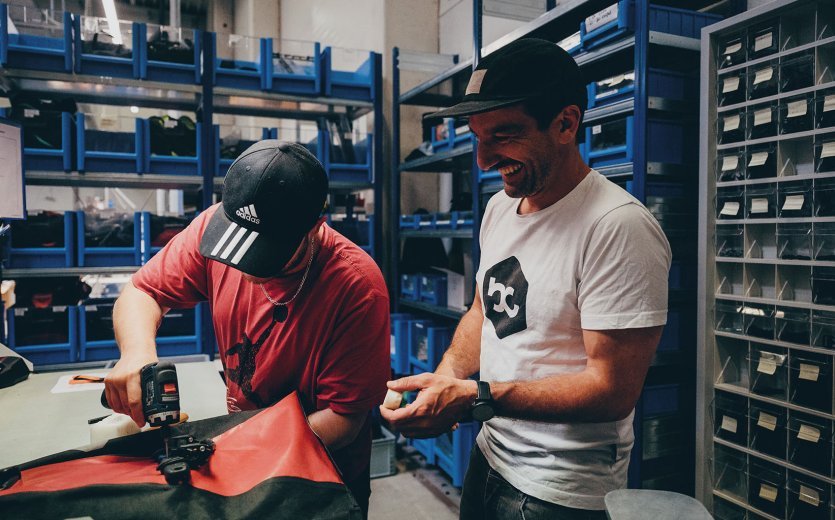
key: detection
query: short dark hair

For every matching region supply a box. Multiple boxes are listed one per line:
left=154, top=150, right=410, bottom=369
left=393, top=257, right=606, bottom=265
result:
left=520, top=91, right=586, bottom=131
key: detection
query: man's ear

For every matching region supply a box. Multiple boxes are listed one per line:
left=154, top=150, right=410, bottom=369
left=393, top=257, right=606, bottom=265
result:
left=552, top=105, right=582, bottom=145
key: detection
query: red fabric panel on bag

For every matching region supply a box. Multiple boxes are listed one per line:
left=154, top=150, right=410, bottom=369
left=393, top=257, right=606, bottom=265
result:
left=0, top=392, right=342, bottom=497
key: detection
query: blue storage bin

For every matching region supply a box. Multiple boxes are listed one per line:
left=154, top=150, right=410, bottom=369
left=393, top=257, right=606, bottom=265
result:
left=6, top=305, right=78, bottom=366
left=642, top=384, right=679, bottom=417
left=76, top=211, right=144, bottom=267
left=314, top=129, right=373, bottom=184
left=265, top=39, right=322, bottom=95
left=329, top=215, right=374, bottom=256
left=211, top=31, right=266, bottom=90
left=73, top=15, right=141, bottom=79
left=144, top=119, right=202, bottom=175
left=324, top=46, right=375, bottom=101
left=390, top=313, right=418, bottom=375
left=400, top=274, right=420, bottom=301
left=76, top=114, right=144, bottom=173
left=140, top=24, right=201, bottom=84
left=409, top=321, right=450, bottom=373
left=585, top=116, right=690, bottom=168
left=5, top=211, right=75, bottom=268
left=0, top=5, right=72, bottom=72
left=79, top=301, right=202, bottom=361
left=581, top=1, right=721, bottom=50
left=435, top=421, right=480, bottom=487
left=419, top=273, right=447, bottom=307
left=434, top=211, right=473, bottom=230
left=399, top=214, right=420, bottom=229
left=588, top=69, right=695, bottom=109
left=404, top=392, right=437, bottom=463
left=657, top=309, right=681, bottom=352
left=141, top=213, right=191, bottom=263
left=430, top=119, right=452, bottom=152
left=478, top=168, right=501, bottom=182
left=19, top=111, right=74, bottom=172
left=214, top=125, right=270, bottom=176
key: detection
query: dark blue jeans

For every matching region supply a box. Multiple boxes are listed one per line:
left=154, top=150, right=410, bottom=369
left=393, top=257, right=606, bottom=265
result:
left=459, top=446, right=608, bottom=520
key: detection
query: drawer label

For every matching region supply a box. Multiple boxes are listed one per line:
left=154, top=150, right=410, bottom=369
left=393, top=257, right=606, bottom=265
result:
left=720, top=415, right=737, bottom=433
left=754, top=32, right=773, bottom=52
left=753, top=67, right=773, bottom=85
left=782, top=194, right=805, bottom=211
left=749, top=152, right=769, bottom=167
left=824, top=95, right=835, bottom=113
left=720, top=201, right=740, bottom=217
left=757, top=411, right=777, bottom=431
left=722, top=76, right=740, bottom=94
left=723, top=41, right=742, bottom=56
left=750, top=198, right=769, bottom=214
left=721, top=155, right=739, bottom=171
left=723, top=115, right=740, bottom=132
left=585, top=5, right=619, bottom=33
left=799, top=362, right=820, bottom=382
left=799, top=485, right=821, bottom=507
left=759, top=483, right=778, bottom=503
left=757, top=355, right=777, bottom=375
left=787, top=100, right=807, bottom=118
left=592, top=125, right=602, bottom=135
left=821, top=142, right=835, bottom=159
left=24, top=108, right=40, bottom=118
left=557, top=32, right=581, bottom=51
left=797, top=424, right=821, bottom=443
left=754, top=108, right=772, bottom=126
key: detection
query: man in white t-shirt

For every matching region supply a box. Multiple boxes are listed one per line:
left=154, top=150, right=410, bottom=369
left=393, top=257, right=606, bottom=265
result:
left=380, top=38, right=671, bottom=519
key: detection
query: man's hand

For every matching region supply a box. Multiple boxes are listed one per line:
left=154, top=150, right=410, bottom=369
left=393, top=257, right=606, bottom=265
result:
left=104, top=353, right=159, bottom=427
left=379, top=373, right=477, bottom=438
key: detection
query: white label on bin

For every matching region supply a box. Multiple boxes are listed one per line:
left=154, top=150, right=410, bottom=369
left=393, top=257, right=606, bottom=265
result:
left=783, top=194, right=805, bottom=211
left=759, top=483, right=778, bottom=503
left=798, top=424, right=821, bottom=443
left=724, top=42, right=742, bottom=56
left=748, top=153, right=769, bottom=168
left=757, top=356, right=777, bottom=375
left=721, top=155, right=739, bottom=171
left=755, top=32, right=773, bottom=52
left=824, top=95, right=835, bottom=113
left=799, top=485, right=821, bottom=507
left=454, top=124, right=470, bottom=136
left=592, top=125, right=602, bottom=135
left=14, top=308, right=25, bottom=316
left=558, top=32, right=581, bottom=51
left=585, top=4, right=619, bottom=33
left=787, top=100, right=808, bottom=118
left=754, top=108, right=772, bottom=126
left=53, top=306, right=66, bottom=312
left=751, top=198, right=769, bottom=214
left=721, top=415, right=738, bottom=433
left=757, top=411, right=777, bottom=431
left=720, top=201, right=740, bottom=216
left=390, top=334, right=396, bottom=355
left=821, top=142, right=835, bottom=159
left=85, top=305, right=98, bottom=312
left=723, top=115, right=740, bottom=132
left=753, top=67, right=773, bottom=85
left=799, top=363, right=820, bottom=381
left=722, top=76, right=740, bottom=94
left=24, top=108, right=39, bottom=118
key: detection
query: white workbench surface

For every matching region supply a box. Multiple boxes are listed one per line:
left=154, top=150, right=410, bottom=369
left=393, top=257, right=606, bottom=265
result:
left=0, top=361, right=228, bottom=468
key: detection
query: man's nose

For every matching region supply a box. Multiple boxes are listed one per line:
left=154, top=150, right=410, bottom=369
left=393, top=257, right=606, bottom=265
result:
left=475, top=140, right=498, bottom=172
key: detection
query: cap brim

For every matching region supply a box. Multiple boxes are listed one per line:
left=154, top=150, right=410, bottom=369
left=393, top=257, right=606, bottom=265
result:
left=199, top=207, right=301, bottom=278
left=424, top=97, right=527, bottom=123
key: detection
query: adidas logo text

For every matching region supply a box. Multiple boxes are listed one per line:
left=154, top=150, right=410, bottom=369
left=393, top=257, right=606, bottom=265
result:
left=236, top=204, right=260, bottom=224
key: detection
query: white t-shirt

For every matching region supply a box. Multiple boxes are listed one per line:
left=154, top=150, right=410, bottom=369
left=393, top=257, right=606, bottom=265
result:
left=475, top=170, right=671, bottom=510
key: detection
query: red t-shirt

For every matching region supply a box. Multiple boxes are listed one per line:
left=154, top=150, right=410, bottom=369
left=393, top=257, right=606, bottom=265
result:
left=132, top=204, right=390, bottom=482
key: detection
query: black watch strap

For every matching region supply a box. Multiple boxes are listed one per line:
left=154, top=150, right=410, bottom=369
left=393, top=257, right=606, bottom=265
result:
left=476, top=381, right=492, bottom=402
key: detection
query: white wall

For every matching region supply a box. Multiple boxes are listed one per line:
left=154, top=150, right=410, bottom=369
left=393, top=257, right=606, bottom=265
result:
left=280, top=0, right=385, bottom=54
left=439, top=0, right=535, bottom=60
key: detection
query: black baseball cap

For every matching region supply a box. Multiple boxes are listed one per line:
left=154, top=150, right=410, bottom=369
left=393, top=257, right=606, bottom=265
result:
left=425, top=38, right=586, bottom=121
left=199, top=140, right=328, bottom=278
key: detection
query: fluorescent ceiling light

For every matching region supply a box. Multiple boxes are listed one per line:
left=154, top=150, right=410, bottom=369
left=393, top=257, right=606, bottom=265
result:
left=101, top=0, right=123, bottom=45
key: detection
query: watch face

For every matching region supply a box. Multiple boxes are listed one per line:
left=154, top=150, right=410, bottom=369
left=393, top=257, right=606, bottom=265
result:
left=472, top=402, right=494, bottom=422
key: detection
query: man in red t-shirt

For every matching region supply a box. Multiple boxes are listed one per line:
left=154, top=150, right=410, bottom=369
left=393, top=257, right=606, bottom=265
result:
left=103, top=141, right=390, bottom=517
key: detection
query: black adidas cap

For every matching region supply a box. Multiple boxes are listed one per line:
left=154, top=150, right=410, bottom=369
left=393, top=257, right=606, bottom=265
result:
left=199, top=140, right=328, bottom=278
left=425, top=38, right=586, bottom=121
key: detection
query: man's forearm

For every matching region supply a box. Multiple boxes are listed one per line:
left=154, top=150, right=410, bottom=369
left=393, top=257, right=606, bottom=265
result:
left=435, top=305, right=483, bottom=379
left=113, top=281, right=165, bottom=359
left=307, top=408, right=367, bottom=450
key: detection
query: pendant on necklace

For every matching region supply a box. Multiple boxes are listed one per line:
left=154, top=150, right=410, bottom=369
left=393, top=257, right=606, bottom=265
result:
left=273, top=306, right=288, bottom=323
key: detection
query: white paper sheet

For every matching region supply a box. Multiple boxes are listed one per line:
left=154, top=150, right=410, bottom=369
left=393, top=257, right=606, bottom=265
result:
left=798, top=424, right=821, bottom=443
left=721, top=415, right=738, bottom=433
left=722, top=76, right=740, bottom=94
left=754, top=108, right=772, bottom=126
left=799, top=362, right=820, bottom=381
left=821, top=142, right=835, bottom=159
left=749, top=152, right=769, bottom=167
left=753, top=67, right=773, bottom=85
left=724, top=115, right=740, bottom=132
left=799, top=485, right=821, bottom=507
left=782, top=194, right=805, bottom=211
left=720, top=201, right=740, bottom=216
left=724, top=41, right=742, bottom=56
left=754, top=32, right=773, bottom=52
left=757, top=412, right=777, bottom=431
left=750, top=198, right=769, bottom=214
left=787, top=100, right=808, bottom=118
left=721, top=155, right=739, bottom=171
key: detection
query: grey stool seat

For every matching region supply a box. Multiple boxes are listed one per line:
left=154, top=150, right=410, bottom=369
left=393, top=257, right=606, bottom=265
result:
left=604, top=489, right=713, bottom=520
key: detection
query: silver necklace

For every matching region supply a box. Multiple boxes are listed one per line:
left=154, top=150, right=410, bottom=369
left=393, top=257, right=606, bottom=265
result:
left=259, top=236, right=316, bottom=307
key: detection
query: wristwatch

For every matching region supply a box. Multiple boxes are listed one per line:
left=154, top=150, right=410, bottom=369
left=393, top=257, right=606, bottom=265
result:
left=471, top=381, right=495, bottom=422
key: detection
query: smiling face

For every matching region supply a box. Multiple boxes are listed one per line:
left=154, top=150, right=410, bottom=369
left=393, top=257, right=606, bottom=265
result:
left=469, top=103, right=586, bottom=212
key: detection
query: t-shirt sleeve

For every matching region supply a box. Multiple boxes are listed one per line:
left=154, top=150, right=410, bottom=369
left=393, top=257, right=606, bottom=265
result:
left=131, top=207, right=215, bottom=309
left=315, top=290, right=391, bottom=415
left=578, top=203, right=672, bottom=330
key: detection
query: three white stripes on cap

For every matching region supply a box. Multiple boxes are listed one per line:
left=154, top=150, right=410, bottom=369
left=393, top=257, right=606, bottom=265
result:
left=210, top=220, right=260, bottom=265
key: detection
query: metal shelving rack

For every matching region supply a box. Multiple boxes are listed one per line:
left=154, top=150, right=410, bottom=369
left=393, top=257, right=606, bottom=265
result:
left=697, top=1, right=835, bottom=518
left=0, top=11, right=383, bottom=365
left=392, top=0, right=728, bottom=493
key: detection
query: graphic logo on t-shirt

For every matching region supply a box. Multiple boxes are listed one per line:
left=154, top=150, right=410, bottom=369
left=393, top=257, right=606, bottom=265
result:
left=483, top=256, right=528, bottom=339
